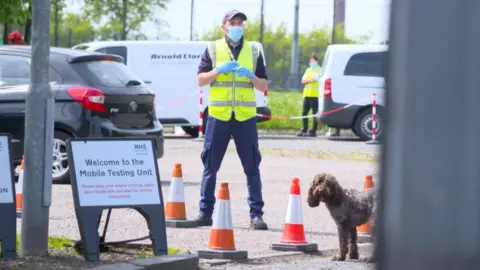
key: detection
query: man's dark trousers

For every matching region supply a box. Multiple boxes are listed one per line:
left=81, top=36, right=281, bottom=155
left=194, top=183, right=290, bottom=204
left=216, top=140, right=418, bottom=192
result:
left=199, top=114, right=264, bottom=219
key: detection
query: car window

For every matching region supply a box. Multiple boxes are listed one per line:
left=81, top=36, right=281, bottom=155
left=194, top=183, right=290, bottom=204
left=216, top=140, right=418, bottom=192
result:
left=72, top=60, right=142, bottom=87
left=0, top=55, right=63, bottom=87
left=343, top=52, right=387, bottom=77
left=0, top=55, right=31, bottom=86
left=73, top=45, right=90, bottom=50
left=95, top=46, right=127, bottom=65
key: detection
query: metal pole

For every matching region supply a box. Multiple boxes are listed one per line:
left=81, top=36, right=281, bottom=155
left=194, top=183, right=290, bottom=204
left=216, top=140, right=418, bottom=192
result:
left=290, top=0, right=300, bottom=90
left=379, top=0, right=480, bottom=269
left=21, top=0, right=53, bottom=256
left=189, top=0, right=195, bottom=41
left=331, top=0, right=336, bottom=44
left=259, top=0, right=265, bottom=44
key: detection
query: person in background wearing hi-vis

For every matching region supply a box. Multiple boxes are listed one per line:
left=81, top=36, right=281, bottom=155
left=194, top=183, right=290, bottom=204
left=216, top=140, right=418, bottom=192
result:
left=297, top=56, right=322, bottom=137
left=195, top=10, right=269, bottom=230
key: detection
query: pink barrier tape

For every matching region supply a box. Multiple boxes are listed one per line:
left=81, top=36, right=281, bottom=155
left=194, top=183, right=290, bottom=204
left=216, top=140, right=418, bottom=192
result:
left=257, top=96, right=370, bottom=120
left=156, top=90, right=201, bottom=111
left=198, top=89, right=204, bottom=137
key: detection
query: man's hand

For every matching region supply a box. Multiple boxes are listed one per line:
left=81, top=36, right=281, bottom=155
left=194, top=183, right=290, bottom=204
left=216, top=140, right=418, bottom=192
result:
left=215, top=61, right=239, bottom=74
left=235, top=67, right=254, bottom=80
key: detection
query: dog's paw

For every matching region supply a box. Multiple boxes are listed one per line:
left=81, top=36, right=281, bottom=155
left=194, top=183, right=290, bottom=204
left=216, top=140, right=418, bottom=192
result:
left=348, top=252, right=359, bottom=260
left=331, top=254, right=346, bottom=261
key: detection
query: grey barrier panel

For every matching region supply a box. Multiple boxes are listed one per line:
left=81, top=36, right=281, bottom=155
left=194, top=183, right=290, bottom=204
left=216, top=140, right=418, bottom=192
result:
left=379, top=0, right=480, bottom=269
left=66, top=137, right=167, bottom=262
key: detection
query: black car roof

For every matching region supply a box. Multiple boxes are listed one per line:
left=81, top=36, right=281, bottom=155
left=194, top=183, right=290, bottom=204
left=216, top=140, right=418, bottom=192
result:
left=0, top=45, right=102, bottom=57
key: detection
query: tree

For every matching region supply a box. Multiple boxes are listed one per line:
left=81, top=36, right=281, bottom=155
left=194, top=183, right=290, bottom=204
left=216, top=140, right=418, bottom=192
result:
left=51, top=12, right=95, bottom=47
left=83, top=0, right=169, bottom=40
left=200, top=19, right=371, bottom=89
left=52, top=0, right=67, bottom=46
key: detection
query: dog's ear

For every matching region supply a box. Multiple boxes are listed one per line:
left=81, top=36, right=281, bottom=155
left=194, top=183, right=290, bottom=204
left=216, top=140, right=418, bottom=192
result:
left=326, top=175, right=343, bottom=206
left=307, top=175, right=321, bottom=207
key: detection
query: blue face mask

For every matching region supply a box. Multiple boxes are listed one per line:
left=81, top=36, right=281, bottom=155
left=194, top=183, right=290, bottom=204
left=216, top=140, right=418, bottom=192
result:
left=227, top=26, right=244, bottom=42
left=309, top=62, right=318, bottom=68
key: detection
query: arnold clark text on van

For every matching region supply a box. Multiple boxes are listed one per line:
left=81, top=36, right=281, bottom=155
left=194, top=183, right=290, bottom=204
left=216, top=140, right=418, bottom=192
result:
left=79, top=158, right=154, bottom=178
left=150, top=53, right=201, bottom=60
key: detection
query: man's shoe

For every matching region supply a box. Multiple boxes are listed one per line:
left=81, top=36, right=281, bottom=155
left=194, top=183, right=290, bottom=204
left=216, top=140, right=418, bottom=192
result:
left=296, top=130, right=306, bottom=137
left=306, top=130, right=317, bottom=137
left=195, top=213, right=213, bottom=227
left=250, top=216, right=268, bottom=230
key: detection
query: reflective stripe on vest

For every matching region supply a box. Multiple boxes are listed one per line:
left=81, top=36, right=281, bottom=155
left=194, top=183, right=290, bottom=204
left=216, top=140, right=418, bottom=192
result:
left=302, top=67, right=321, bottom=97
left=207, top=39, right=259, bottom=122
left=209, top=100, right=257, bottom=107
left=210, top=81, right=254, bottom=88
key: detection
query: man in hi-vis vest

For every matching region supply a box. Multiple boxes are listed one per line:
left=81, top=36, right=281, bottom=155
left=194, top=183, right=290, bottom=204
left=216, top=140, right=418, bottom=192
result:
left=297, top=56, right=322, bottom=137
left=196, top=10, right=269, bottom=230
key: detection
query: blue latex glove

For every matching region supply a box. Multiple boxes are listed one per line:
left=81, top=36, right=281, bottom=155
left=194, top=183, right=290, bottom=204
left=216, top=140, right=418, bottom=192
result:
left=235, top=67, right=254, bottom=80
left=215, top=61, right=239, bottom=74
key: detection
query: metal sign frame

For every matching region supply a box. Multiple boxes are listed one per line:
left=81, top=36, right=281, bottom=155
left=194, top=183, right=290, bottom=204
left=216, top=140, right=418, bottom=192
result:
left=0, top=134, right=17, bottom=259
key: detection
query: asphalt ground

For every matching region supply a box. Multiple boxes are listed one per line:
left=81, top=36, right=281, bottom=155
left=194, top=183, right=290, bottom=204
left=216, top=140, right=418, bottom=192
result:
left=17, top=133, right=381, bottom=269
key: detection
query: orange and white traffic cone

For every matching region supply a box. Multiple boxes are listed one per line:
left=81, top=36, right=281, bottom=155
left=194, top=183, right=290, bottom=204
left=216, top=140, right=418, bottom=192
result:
left=357, top=174, right=375, bottom=242
left=16, top=156, right=24, bottom=218
left=165, top=163, right=197, bottom=228
left=198, top=182, right=248, bottom=260
left=271, top=177, right=318, bottom=252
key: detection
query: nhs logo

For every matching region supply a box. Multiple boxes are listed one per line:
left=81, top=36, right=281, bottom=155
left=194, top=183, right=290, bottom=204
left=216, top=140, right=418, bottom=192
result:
left=134, top=144, right=147, bottom=151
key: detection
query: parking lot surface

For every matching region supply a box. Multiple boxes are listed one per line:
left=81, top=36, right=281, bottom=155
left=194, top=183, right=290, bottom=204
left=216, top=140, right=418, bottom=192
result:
left=20, top=134, right=380, bottom=268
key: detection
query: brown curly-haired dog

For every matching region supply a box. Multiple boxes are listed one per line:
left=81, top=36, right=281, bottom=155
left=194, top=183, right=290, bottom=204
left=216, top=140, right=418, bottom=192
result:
left=307, top=172, right=377, bottom=262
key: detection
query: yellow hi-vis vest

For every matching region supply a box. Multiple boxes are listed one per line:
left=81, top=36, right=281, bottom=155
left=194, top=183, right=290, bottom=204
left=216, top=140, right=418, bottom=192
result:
left=302, top=67, right=322, bottom=97
left=208, top=39, right=260, bottom=122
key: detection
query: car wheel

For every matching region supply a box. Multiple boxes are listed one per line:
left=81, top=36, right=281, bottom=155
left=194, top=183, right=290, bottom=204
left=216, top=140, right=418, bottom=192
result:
left=181, top=126, right=199, bottom=138
left=353, top=107, right=384, bottom=142
left=52, top=130, right=72, bottom=184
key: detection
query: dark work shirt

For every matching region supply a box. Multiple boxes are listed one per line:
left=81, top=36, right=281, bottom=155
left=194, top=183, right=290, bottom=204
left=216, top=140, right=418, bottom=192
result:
left=197, top=37, right=268, bottom=79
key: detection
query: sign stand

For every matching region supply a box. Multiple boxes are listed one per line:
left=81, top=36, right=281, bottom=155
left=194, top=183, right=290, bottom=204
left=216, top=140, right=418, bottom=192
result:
left=66, top=138, right=168, bottom=262
left=0, top=134, right=17, bottom=259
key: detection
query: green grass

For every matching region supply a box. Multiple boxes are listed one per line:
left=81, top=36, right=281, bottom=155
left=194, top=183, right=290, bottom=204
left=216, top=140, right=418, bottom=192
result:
left=136, top=247, right=181, bottom=259
left=258, top=148, right=378, bottom=163
left=257, top=90, right=326, bottom=131
left=0, top=235, right=74, bottom=254
left=3, top=235, right=180, bottom=259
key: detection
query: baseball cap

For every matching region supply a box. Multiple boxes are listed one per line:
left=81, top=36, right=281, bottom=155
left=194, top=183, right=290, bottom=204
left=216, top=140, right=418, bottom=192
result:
left=222, top=10, right=247, bottom=24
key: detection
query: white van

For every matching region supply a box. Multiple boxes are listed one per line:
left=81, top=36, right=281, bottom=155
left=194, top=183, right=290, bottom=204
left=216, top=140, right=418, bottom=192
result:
left=317, top=44, right=387, bottom=141
left=72, top=41, right=271, bottom=137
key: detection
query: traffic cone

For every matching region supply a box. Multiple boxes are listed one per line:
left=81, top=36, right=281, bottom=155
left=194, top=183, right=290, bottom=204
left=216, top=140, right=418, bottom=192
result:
left=357, top=174, right=374, bottom=234
left=271, top=177, right=318, bottom=252
left=16, top=156, right=24, bottom=218
left=357, top=174, right=375, bottom=243
left=165, top=163, right=197, bottom=228
left=198, top=182, right=248, bottom=260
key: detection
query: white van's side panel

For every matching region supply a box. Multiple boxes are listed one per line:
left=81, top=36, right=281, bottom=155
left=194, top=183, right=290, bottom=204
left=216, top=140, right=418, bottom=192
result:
left=127, top=42, right=208, bottom=125
left=321, top=46, right=386, bottom=108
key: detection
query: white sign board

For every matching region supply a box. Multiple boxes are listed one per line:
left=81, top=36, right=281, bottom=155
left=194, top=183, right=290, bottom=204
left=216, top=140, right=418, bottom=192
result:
left=0, top=136, right=14, bottom=204
left=70, top=140, right=161, bottom=207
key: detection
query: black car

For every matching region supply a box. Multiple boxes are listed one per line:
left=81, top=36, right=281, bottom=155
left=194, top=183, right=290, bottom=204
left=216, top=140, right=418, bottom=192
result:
left=0, top=46, right=164, bottom=184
